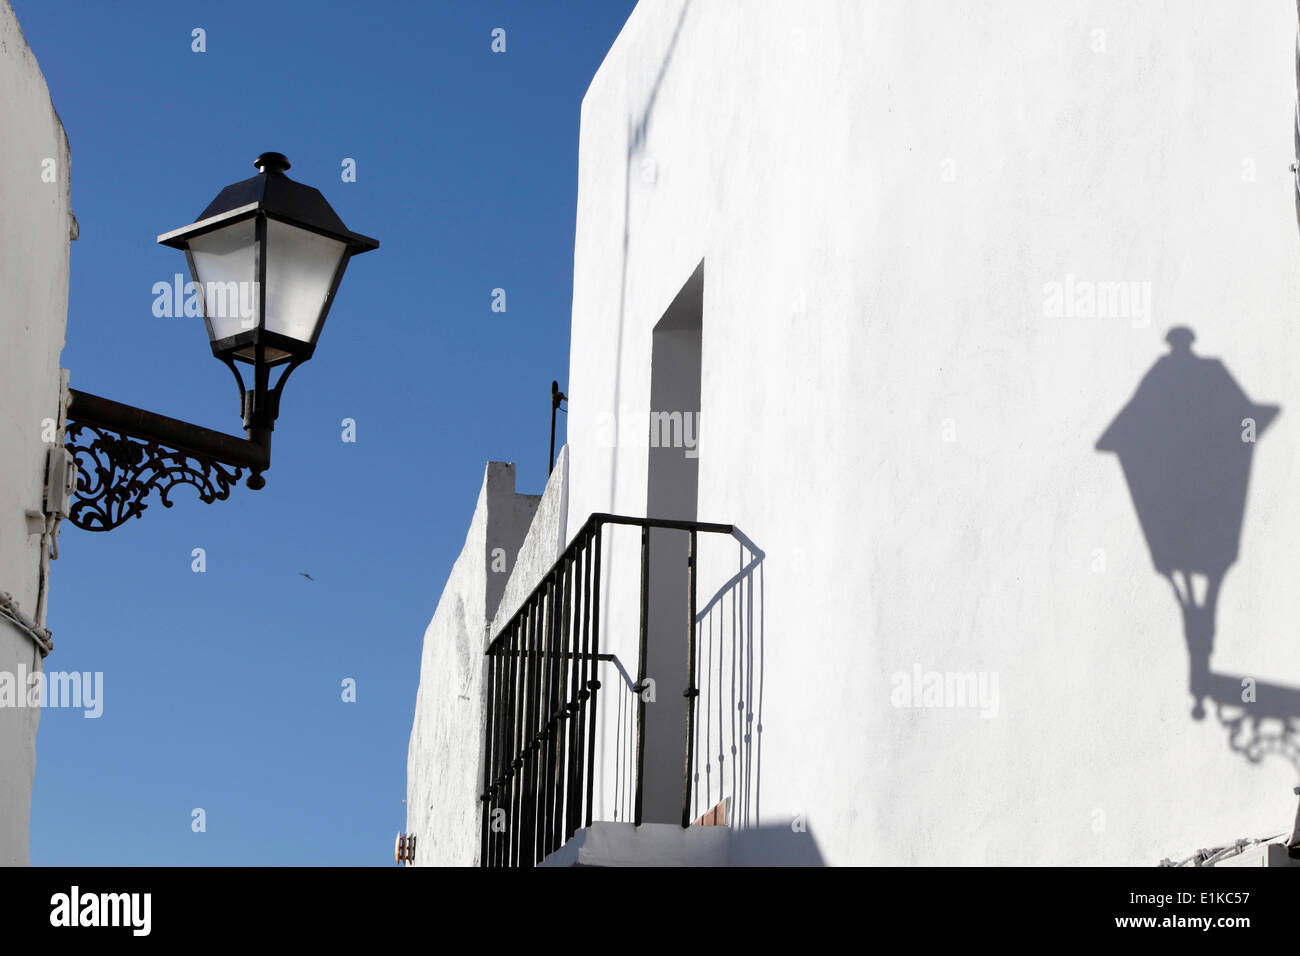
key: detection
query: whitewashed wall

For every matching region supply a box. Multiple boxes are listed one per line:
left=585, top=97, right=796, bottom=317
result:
left=406, top=458, right=566, bottom=865
left=0, top=0, right=73, bottom=867
left=564, top=0, right=1300, bottom=864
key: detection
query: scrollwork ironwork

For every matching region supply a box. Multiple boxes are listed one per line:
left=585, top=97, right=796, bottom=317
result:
left=65, top=422, right=244, bottom=532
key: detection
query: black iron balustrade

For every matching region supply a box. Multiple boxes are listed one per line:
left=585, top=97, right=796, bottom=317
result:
left=480, top=512, right=734, bottom=867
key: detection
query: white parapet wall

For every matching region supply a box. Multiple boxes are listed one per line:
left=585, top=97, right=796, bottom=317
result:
left=406, top=454, right=567, bottom=865
left=0, top=0, right=74, bottom=867
left=561, top=0, right=1300, bottom=864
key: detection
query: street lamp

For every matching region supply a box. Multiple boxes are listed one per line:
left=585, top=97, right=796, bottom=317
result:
left=63, top=153, right=378, bottom=530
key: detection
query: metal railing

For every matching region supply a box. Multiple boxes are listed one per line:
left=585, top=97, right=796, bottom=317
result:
left=479, top=512, right=734, bottom=867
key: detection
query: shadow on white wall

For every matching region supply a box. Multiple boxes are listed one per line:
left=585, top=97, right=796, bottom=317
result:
left=1098, top=327, right=1300, bottom=775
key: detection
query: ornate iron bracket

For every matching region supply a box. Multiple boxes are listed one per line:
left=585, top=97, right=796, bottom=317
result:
left=65, top=422, right=243, bottom=531
left=64, top=389, right=271, bottom=533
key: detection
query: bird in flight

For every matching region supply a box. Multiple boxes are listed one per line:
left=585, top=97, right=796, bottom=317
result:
left=300, top=572, right=314, bottom=581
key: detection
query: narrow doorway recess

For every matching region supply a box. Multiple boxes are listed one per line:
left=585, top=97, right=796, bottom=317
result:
left=642, top=260, right=703, bottom=824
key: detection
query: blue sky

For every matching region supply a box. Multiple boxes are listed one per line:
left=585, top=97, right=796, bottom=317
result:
left=13, top=0, right=638, bottom=865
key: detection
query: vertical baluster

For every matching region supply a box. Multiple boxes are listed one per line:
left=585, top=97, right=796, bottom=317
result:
left=634, top=524, right=650, bottom=827
left=551, top=564, right=566, bottom=857
left=569, top=529, right=591, bottom=841
left=553, top=571, right=564, bottom=854
left=682, top=528, right=699, bottom=828
left=538, top=577, right=555, bottom=865
left=585, top=524, right=602, bottom=828
left=493, top=644, right=505, bottom=866
left=515, top=610, right=530, bottom=867
left=552, top=554, right=571, bottom=856
left=532, top=588, right=544, bottom=865
left=493, top=647, right=504, bottom=863
left=508, top=622, right=521, bottom=866
left=502, top=635, right=514, bottom=868
left=494, top=638, right=508, bottom=867
left=517, top=599, right=531, bottom=866
left=481, top=645, right=496, bottom=866
left=519, top=598, right=532, bottom=866
left=541, top=574, right=554, bottom=859
left=564, top=543, right=581, bottom=842
left=498, top=630, right=510, bottom=868
left=528, top=594, right=541, bottom=864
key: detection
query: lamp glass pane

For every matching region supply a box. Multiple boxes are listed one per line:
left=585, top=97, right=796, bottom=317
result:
left=264, top=219, right=347, bottom=344
left=186, top=218, right=259, bottom=342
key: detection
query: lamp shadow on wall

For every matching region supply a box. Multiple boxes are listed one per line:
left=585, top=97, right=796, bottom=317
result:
left=1097, top=327, right=1300, bottom=775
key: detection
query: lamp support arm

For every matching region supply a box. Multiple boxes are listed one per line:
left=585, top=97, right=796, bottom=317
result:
left=67, top=390, right=270, bottom=470
left=63, top=388, right=271, bottom=532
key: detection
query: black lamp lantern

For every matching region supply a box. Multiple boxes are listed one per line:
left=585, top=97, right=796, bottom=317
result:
left=157, top=152, right=378, bottom=482
left=63, top=153, right=378, bottom=530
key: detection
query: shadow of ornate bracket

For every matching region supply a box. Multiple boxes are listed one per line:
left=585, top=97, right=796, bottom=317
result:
left=1199, top=672, right=1300, bottom=779
left=1213, top=702, right=1300, bottom=771
left=63, top=389, right=270, bottom=532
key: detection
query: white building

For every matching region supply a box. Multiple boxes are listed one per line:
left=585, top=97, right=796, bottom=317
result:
left=408, top=0, right=1300, bottom=866
left=0, top=0, right=75, bottom=866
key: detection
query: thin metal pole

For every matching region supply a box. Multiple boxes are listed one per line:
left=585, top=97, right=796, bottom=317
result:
left=549, top=380, right=565, bottom=475
left=497, top=644, right=507, bottom=864
left=585, top=525, right=602, bottom=828
left=524, top=596, right=539, bottom=864
left=547, top=564, right=560, bottom=856
left=508, top=623, right=522, bottom=866
left=493, top=644, right=505, bottom=865
left=634, top=525, right=650, bottom=827
left=571, top=530, right=592, bottom=839
left=564, top=550, right=578, bottom=841
left=480, top=648, right=495, bottom=866
left=509, top=623, right=522, bottom=867
left=524, top=595, right=539, bottom=865
left=488, top=647, right=497, bottom=866
left=538, top=580, right=554, bottom=865
left=682, top=529, right=699, bottom=828
left=494, top=642, right=508, bottom=867
left=552, top=556, right=571, bottom=856
left=514, top=614, right=525, bottom=866
left=564, top=543, right=582, bottom=840
left=546, top=571, right=562, bottom=857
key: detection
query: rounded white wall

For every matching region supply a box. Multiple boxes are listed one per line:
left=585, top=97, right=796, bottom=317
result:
left=0, top=0, right=73, bottom=866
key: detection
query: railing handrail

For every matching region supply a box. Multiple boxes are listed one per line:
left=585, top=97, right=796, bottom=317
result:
left=485, top=512, right=733, bottom=653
